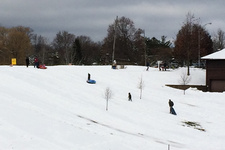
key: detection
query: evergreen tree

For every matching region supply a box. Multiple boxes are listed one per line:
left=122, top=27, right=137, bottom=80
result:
left=145, top=36, right=172, bottom=63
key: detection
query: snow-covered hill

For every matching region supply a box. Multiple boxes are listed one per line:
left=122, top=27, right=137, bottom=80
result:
left=0, top=65, right=224, bottom=150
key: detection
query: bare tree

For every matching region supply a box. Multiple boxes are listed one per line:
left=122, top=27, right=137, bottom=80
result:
left=174, top=12, right=213, bottom=75
left=104, top=87, right=112, bottom=111
left=52, top=31, right=75, bottom=64
left=213, top=28, right=225, bottom=51
left=0, top=26, right=9, bottom=64
left=102, top=16, right=145, bottom=65
left=7, top=26, right=32, bottom=65
left=33, top=35, right=49, bottom=64
left=137, top=76, right=145, bottom=99
left=179, top=71, right=191, bottom=95
left=75, top=35, right=100, bottom=65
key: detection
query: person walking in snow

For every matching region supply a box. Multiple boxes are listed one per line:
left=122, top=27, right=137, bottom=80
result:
left=25, top=57, right=29, bottom=67
left=146, top=61, right=150, bottom=71
left=168, top=99, right=176, bottom=115
left=128, top=92, right=132, bottom=101
left=168, top=99, right=174, bottom=108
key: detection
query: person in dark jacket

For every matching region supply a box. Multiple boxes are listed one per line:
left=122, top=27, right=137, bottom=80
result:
left=168, top=99, right=174, bottom=108
left=146, top=62, right=150, bottom=71
left=88, top=73, right=91, bottom=81
left=25, top=57, right=29, bottom=67
left=168, top=99, right=176, bottom=115
left=128, top=93, right=132, bottom=101
left=164, top=62, right=167, bottom=71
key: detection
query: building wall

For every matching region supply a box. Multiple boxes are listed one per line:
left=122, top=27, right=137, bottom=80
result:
left=206, top=60, right=225, bottom=92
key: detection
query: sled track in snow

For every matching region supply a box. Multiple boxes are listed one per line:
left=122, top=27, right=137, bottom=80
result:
left=77, top=115, right=185, bottom=148
left=77, top=115, right=142, bottom=137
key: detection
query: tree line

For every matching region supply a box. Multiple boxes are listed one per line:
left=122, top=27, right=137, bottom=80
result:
left=0, top=13, right=224, bottom=66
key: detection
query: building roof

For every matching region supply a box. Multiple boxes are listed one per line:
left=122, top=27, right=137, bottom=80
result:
left=201, top=48, right=225, bottom=60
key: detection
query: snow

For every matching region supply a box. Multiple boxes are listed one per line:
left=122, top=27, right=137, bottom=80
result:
left=0, top=65, right=224, bottom=150
left=202, top=48, right=225, bottom=59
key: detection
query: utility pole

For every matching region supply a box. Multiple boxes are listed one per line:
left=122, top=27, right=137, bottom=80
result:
left=143, top=30, right=146, bottom=66
left=112, top=16, right=118, bottom=64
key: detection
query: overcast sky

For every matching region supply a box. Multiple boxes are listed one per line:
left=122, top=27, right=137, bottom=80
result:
left=1, top=0, right=224, bottom=43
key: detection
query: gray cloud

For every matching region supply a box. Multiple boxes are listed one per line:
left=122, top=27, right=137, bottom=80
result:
left=1, top=0, right=224, bottom=42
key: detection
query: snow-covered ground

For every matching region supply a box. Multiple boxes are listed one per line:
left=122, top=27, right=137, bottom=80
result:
left=0, top=65, right=224, bottom=150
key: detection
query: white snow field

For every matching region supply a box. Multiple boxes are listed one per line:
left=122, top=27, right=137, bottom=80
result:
left=0, top=65, right=224, bottom=150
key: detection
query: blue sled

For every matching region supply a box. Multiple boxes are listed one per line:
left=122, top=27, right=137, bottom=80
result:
left=87, top=80, right=96, bottom=84
left=170, top=107, right=177, bottom=115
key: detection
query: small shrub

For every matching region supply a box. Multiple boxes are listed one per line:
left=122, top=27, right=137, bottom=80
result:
left=105, top=87, right=112, bottom=111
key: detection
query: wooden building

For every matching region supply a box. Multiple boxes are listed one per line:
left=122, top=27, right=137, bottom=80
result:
left=201, top=49, right=225, bottom=92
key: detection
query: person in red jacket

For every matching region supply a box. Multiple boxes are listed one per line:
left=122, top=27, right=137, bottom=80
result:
left=34, top=57, right=39, bottom=68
